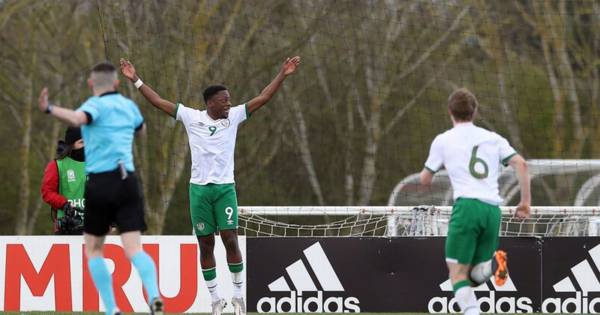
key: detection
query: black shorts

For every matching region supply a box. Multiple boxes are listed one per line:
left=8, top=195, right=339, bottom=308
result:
left=84, top=169, right=146, bottom=236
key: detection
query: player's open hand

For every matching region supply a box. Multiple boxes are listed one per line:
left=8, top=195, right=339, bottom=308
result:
left=514, top=203, right=530, bottom=219
left=282, top=56, right=301, bottom=76
left=119, top=58, right=138, bottom=81
left=38, top=87, right=50, bottom=113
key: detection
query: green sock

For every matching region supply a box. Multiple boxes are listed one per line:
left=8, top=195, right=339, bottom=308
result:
left=453, top=279, right=471, bottom=293
left=203, top=267, right=220, bottom=302
left=202, top=267, right=217, bottom=281
left=229, top=262, right=244, bottom=299
left=228, top=262, right=243, bottom=273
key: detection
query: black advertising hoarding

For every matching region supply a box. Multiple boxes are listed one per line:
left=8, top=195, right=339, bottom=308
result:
left=247, top=237, right=540, bottom=313
left=428, top=237, right=541, bottom=314
left=541, top=238, right=600, bottom=314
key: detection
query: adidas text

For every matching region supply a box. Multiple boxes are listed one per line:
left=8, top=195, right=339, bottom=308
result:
left=257, top=291, right=361, bottom=313
left=542, top=292, right=600, bottom=314
left=428, top=291, right=533, bottom=313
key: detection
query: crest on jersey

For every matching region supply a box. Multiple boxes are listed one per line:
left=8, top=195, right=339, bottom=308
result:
left=67, top=169, right=76, bottom=182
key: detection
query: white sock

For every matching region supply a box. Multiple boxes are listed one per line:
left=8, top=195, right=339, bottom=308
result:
left=206, top=278, right=221, bottom=302
left=455, top=286, right=480, bottom=315
left=232, top=271, right=244, bottom=298
left=470, top=260, right=492, bottom=284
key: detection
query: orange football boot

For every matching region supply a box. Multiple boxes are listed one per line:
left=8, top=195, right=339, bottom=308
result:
left=494, top=250, right=509, bottom=286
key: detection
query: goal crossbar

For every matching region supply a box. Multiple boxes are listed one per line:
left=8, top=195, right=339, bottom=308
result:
left=239, top=206, right=600, bottom=216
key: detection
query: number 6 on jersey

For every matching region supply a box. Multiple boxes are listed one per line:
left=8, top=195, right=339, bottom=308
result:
left=469, top=145, right=489, bottom=179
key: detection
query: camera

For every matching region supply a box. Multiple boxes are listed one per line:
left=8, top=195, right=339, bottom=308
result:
left=58, top=206, right=84, bottom=235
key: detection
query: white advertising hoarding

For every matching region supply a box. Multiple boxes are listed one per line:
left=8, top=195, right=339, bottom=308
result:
left=0, top=235, right=246, bottom=313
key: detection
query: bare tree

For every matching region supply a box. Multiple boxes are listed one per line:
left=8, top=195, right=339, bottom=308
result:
left=472, top=0, right=525, bottom=152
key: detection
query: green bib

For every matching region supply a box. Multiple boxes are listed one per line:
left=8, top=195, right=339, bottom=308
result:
left=56, top=157, right=86, bottom=218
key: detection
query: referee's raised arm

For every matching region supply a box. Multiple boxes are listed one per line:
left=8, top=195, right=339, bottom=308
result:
left=120, top=58, right=177, bottom=117
left=38, top=87, right=89, bottom=126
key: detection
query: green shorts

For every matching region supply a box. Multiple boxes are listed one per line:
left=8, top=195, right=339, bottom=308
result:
left=445, top=198, right=501, bottom=265
left=189, top=183, right=239, bottom=236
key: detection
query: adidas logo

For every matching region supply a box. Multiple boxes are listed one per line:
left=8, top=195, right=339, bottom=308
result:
left=553, top=243, right=600, bottom=294
left=429, top=276, right=533, bottom=313
left=542, top=243, right=600, bottom=313
left=256, top=242, right=361, bottom=313
left=439, top=276, right=518, bottom=292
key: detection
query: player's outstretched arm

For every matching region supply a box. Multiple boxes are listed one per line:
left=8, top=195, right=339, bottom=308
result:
left=508, top=154, right=531, bottom=219
left=246, top=56, right=300, bottom=114
left=120, top=58, right=177, bottom=117
left=38, top=87, right=88, bottom=126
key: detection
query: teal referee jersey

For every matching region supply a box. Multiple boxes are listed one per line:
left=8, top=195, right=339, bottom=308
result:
left=77, top=91, right=144, bottom=174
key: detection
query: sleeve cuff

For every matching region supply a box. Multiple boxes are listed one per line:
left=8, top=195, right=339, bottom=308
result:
left=424, top=166, right=439, bottom=173
left=501, top=153, right=517, bottom=166
left=244, top=103, right=251, bottom=118
left=84, top=111, right=93, bottom=124
left=173, top=103, right=181, bottom=119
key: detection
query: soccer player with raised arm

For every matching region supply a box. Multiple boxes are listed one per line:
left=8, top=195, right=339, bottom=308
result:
left=38, top=62, right=162, bottom=315
left=120, top=56, right=300, bottom=315
left=420, top=88, right=531, bottom=315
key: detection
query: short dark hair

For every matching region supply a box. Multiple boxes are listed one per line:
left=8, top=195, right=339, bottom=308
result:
left=448, top=88, right=478, bottom=121
left=203, top=85, right=228, bottom=103
left=55, top=127, right=81, bottom=159
left=64, top=126, right=82, bottom=145
left=92, top=62, right=116, bottom=73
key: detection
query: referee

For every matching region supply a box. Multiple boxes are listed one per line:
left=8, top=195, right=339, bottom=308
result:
left=38, top=62, right=163, bottom=315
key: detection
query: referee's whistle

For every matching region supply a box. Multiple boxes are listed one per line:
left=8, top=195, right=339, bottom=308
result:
left=118, top=161, right=128, bottom=180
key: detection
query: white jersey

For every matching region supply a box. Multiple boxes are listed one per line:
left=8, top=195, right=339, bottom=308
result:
left=176, top=103, right=248, bottom=185
left=424, top=122, right=516, bottom=205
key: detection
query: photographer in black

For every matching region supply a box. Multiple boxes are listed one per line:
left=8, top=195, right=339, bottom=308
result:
left=41, top=127, right=86, bottom=234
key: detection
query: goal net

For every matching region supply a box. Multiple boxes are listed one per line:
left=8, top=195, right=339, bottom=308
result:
left=388, top=160, right=600, bottom=207
left=239, top=206, right=600, bottom=237
left=238, top=159, right=600, bottom=238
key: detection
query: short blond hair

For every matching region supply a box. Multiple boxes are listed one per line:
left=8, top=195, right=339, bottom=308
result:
left=90, top=62, right=117, bottom=89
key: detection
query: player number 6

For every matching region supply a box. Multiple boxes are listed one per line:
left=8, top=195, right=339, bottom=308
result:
left=469, top=145, right=489, bottom=179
